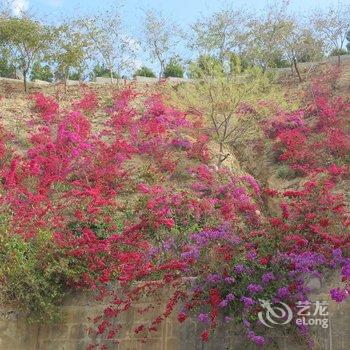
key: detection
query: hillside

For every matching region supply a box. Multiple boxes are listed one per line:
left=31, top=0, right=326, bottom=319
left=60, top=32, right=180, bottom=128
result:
left=0, top=56, right=349, bottom=350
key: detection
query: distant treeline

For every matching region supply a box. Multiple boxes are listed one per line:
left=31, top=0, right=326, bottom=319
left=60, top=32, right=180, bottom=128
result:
left=0, top=1, right=349, bottom=91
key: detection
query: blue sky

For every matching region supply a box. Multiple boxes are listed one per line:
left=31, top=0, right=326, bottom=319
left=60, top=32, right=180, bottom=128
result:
left=18, top=0, right=347, bottom=23
left=16, top=0, right=345, bottom=26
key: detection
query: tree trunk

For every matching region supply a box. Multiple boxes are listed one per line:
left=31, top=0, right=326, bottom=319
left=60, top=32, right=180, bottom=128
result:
left=23, top=70, right=28, bottom=93
left=293, top=58, right=302, bottom=83
left=217, top=142, right=223, bottom=167
left=159, top=62, right=164, bottom=80
left=337, top=54, right=341, bottom=66
left=63, top=69, right=68, bottom=94
left=217, top=142, right=230, bottom=168
left=110, top=67, right=114, bottom=84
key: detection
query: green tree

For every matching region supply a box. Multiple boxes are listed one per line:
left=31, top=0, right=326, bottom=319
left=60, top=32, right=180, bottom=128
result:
left=269, top=53, right=290, bottom=68
left=163, top=58, right=184, bottom=78
left=187, top=55, right=224, bottom=79
left=174, top=65, right=279, bottom=168
left=190, top=7, right=247, bottom=64
left=30, top=62, right=53, bottom=82
left=227, top=52, right=252, bottom=75
left=89, top=63, right=119, bottom=80
left=50, top=22, right=90, bottom=91
left=0, top=17, right=52, bottom=92
left=280, top=19, right=324, bottom=82
left=133, top=66, right=156, bottom=78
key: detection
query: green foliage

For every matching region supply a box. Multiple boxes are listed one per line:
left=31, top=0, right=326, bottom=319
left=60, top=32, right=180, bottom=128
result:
left=329, top=48, right=348, bottom=57
left=90, top=63, right=119, bottom=80
left=50, top=22, right=89, bottom=83
left=187, top=55, right=224, bottom=78
left=344, top=152, right=350, bottom=164
left=0, top=17, right=50, bottom=59
left=134, top=66, right=156, bottom=78
left=227, top=52, right=244, bottom=74
left=30, top=62, right=53, bottom=82
left=190, top=8, right=247, bottom=63
left=163, top=57, right=184, bottom=78
left=296, top=30, right=325, bottom=63
left=68, top=70, right=82, bottom=81
left=244, top=14, right=288, bottom=70
left=276, top=165, right=298, bottom=179
left=0, top=17, right=52, bottom=90
left=171, top=64, right=291, bottom=166
left=270, top=54, right=290, bottom=68
left=0, top=225, right=84, bottom=322
left=0, top=49, right=15, bottom=78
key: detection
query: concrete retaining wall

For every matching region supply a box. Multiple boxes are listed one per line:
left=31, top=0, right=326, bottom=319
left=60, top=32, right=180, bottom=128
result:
left=0, top=275, right=349, bottom=350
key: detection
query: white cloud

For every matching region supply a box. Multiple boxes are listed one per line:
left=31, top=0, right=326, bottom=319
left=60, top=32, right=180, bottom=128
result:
left=12, top=0, right=29, bottom=16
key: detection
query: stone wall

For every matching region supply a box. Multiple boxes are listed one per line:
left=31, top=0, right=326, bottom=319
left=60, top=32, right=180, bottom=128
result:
left=0, top=276, right=349, bottom=350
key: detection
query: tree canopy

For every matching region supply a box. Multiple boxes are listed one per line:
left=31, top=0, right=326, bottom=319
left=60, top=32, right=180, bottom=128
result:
left=0, top=16, right=51, bottom=91
left=163, top=58, right=184, bottom=78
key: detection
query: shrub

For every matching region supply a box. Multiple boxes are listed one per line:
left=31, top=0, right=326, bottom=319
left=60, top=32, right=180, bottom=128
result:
left=0, top=227, right=83, bottom=322
left=276, top=165, right=297, bottom=179
left=163, top=58, right=184, bottom=78
left=264, top=76, right=350, bottom=175
left=134, top=66, right=156, bottom=78
left=90, top=64, right=119, bottom=80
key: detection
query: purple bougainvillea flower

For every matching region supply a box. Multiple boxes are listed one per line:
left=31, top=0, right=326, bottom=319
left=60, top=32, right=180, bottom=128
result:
left=247, top=331, right=265, bottom=346
left=197, top=313, right=210, bottom=324
left=224, top=276, right=235, bottom=284
left=206, top=273, right=222, bottom=283
left=219, top=300, right=228, bottom=308
left=262, top=272, right=275, bottom=284
left=240, top=296, right=255, bottom=308
left=330, top=288, right=348, bottom=303
left=276, top=287, right=290, bottom=299
left=247, top=283, right=263, bottom=294
left=246, top=250, right=257, bottom=261
left=234, top=264, right=245, bottom=274
left=341, top=263, right=350, bottom=279
left=226, top=293, right=235, bottom=302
